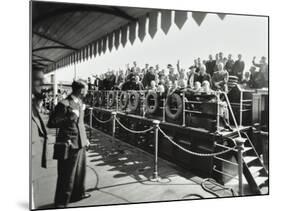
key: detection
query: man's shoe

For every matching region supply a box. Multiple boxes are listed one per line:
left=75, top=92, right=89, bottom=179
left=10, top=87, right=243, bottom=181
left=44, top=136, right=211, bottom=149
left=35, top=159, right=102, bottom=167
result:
left=55, top=204, right=66, bottom=208
left=80, top=193, right=91, bottom=200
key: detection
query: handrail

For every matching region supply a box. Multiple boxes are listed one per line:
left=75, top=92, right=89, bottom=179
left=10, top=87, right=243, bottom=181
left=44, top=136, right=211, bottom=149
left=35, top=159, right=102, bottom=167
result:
left=88, top=90, right=244, bottom=136
left=223, top=92, right=241, bottom=138
left=242, top=132, right=268, bottom=173
left=214, top=156, right=238, bottom=166
left=213, top=167, right=238, bottom=180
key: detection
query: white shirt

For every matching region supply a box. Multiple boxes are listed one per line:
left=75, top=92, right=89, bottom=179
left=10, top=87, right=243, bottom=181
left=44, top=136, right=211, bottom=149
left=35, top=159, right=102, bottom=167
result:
left=70, top=95, right=86, bottom=117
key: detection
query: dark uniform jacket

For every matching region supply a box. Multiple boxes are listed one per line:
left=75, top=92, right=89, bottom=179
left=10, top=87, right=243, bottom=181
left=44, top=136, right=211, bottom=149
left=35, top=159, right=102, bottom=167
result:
left=231, top=60, right=245, bottom=81
left=142, top=72, right=156, bottom=88
left=205, top=60, right=216, bottom=76
left=48, top=95, right=88, bottom=150
left=32, top=103, right=48, bottom=169
left=196, top=73, right=211, bottom=84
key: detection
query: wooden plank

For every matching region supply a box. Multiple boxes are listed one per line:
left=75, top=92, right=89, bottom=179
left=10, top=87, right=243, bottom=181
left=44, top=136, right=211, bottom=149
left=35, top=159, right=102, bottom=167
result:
left=61, top=12, right=101, bottom=46
left=70, top=14, right=122, bottom=48
left=33, top=14, right=65, bottom=49
left=52, top=12, right=85, bottom=46
left=39, top=13, right=71, bottom=48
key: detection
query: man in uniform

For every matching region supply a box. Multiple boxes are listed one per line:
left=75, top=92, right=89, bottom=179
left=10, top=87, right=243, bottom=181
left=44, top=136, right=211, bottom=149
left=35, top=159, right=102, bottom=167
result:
left=231, top=54, right=245, bottom=82
left=212, top=62, right=229, bottom=92
left=31, top=69, right=48, bottom=209
left=48, top=80, right=90, bottom=208
left=205, top=54, right=216, bottom=76
left=252, top=56, right=268, bottom=87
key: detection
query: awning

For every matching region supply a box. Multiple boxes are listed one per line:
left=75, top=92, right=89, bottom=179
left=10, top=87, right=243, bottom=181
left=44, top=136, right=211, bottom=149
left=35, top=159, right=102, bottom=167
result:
left=31, top=1, right=227, bottom=73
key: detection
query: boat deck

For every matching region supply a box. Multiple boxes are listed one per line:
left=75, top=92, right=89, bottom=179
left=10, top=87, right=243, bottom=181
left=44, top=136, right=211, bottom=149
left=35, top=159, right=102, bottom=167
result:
left=35, top=114, right=246, bottom=209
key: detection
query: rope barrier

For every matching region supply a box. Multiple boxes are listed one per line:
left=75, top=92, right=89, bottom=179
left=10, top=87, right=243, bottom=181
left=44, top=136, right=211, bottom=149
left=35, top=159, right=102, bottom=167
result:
left=115, top=117, right=154, bottom=134
left=158, top=126, right=236, bottom=157
left=92, top=113, right=113, bottom=124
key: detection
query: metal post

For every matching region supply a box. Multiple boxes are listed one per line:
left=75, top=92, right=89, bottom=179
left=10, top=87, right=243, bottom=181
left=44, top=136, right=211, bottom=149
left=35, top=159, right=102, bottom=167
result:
left=182, top=92, right=186, bottom=127
left=216, top=92, right=220, bottom=132
left=74, top=63, right=77, bottom=80
left=152, top=120, right=160, bottom=181
left=115, top=90, right=119, bottom=111
left=239, top=91, right=243, bottom=127
left=162, top=98, right=166, bottom=123
left=223, top=92, right=242, bottom=138
left=235, top=137, right=246, bottom=196
left=89, top=107, right=93, bottom=138
left=112, top=111, right=117, bottom=142
left=106, top=91, right=109, bottom=109
left=51, top=71, right=58, bottom=106
left=142, top=92, right=146, bottom=117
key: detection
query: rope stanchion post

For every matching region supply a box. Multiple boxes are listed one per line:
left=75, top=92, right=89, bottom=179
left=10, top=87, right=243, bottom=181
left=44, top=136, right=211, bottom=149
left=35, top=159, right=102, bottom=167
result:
left=142, top=94, right=146, bottom=118
left=116, top=91, right=119, bottom=111
left=162, top=98, right=166, bottom=123
left=106, top=91, right=109, bottom=110
left=239, top=90, right=243, bottom=127
left=111, top=111, right=117, bottom=142
left=182, top=92, right=186, bottom=127
left=89, top=107, right=93, bottom=137
left=151, top=120, right=160, bottom=181
left=235, top=137, right=246, bottom=196
left=216, top=92, right=220, bottom=133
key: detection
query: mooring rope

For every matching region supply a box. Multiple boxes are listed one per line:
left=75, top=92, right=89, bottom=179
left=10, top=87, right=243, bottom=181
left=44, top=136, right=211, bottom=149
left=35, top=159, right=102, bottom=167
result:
left=115, top=117, right=154, bottom=134
left=92, top=113, right=113, bottom=124
left=158, top=126, right=236, bottom=157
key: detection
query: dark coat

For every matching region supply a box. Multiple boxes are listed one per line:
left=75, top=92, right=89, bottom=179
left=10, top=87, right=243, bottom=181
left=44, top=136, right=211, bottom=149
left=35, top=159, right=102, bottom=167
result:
left=48, top=96, right=88, bottom=206
left=47, top=95, right=88, bottom=151
left=205, top=60, right=216, bottom=76
left=142, top=72, right=156, bottom=88
left=231, top=60, right=245, bottom=81
left=196, top=73, right=211, bottom=84
left=31, top=103, right=48, bottom=169
left=225, top=59, right=235, bottom=72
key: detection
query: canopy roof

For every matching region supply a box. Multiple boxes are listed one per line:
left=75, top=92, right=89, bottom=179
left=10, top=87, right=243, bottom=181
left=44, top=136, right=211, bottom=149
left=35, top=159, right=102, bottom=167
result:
left=31, top=1, right=227, bottom=73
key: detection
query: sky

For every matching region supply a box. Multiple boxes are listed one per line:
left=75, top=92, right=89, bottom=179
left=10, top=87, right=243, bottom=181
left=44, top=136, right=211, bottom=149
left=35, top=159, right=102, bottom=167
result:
left=45, top=12, right=268, bottom=83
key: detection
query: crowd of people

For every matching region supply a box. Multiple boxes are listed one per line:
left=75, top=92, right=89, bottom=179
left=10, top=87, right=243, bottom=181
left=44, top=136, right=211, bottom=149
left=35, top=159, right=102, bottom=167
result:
left=87, top=53, right=268, bottom=95
left=40, top=88, right=70, bottom=113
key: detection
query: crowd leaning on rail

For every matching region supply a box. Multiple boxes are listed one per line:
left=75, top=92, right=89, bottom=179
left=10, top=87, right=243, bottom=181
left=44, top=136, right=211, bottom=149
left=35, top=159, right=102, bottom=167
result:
left=85, top=53, right=268, bottom=94
left=81, top=53, right=267, bottom=133
left=39, top=53, right=268, bottom=114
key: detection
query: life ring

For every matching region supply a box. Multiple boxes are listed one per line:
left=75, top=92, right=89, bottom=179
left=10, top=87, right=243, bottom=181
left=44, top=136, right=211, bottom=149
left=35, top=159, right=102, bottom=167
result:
left=120, top=91, right=129, bottom=110
left=145, top=91, right=159, bottom=114
left=99, top=91, right=106, bottom=106
left=128, top=91, right=140, bottom=111
left=165, top=93, right=183, bottom=120
left=107, top=91, right=116, bottom=107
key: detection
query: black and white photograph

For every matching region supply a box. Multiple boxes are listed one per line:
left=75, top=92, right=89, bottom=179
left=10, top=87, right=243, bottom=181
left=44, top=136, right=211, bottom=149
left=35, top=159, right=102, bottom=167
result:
left=30, top=0, right=269, bottom=210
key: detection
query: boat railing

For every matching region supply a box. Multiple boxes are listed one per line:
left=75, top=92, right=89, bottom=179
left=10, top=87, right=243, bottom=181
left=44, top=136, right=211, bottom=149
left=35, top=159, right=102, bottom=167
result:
left=85, top=89, right=243, bottom=132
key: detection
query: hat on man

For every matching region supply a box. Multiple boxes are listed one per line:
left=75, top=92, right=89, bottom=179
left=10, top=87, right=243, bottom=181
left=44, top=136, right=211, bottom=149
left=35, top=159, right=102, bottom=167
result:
left=71, top=79, right=87, bottom=91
